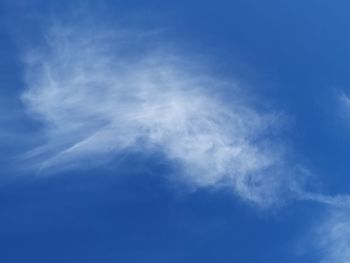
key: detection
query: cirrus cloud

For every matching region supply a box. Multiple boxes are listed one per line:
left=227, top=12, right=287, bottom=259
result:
left=21, top=22, right=298, bottom=207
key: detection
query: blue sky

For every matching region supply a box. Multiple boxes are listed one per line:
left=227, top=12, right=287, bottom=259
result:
left=1, top=1, right=350, bottom=262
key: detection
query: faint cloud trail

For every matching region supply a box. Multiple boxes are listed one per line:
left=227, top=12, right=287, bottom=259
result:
left=302, top=91, right=350, bottom=263
left=310, top=206, right=350, bottom=263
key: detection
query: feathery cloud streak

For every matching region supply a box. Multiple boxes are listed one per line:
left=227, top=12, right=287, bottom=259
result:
left=21, top=23, right=295, bottom=207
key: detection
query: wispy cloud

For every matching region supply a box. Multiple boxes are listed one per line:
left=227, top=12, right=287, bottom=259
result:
left=300, top=92, right=350, bottom=263
left=15, top=14, right=350, bottom=263
left=310, top=207, right=350, bottom=263
left=20, top=22, right=299, bottom=207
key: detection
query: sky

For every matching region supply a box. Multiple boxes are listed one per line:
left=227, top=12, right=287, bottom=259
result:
left=1, top=1, right=350, bottom=262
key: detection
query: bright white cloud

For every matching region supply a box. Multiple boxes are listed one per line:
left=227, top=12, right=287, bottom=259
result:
left=21, top=22, right=296, bottom=207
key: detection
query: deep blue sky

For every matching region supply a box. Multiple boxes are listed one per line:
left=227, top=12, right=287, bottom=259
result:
left=1, top=1, right=350, bottom=263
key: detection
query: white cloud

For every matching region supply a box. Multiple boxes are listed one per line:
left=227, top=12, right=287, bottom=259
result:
left=311, top=207, right=350, bottom=263
left=299, top=191, right=350, bottom=206
left=21, top=22, right=296, bottom=207
left=16, top=19, right=350, bottom=263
